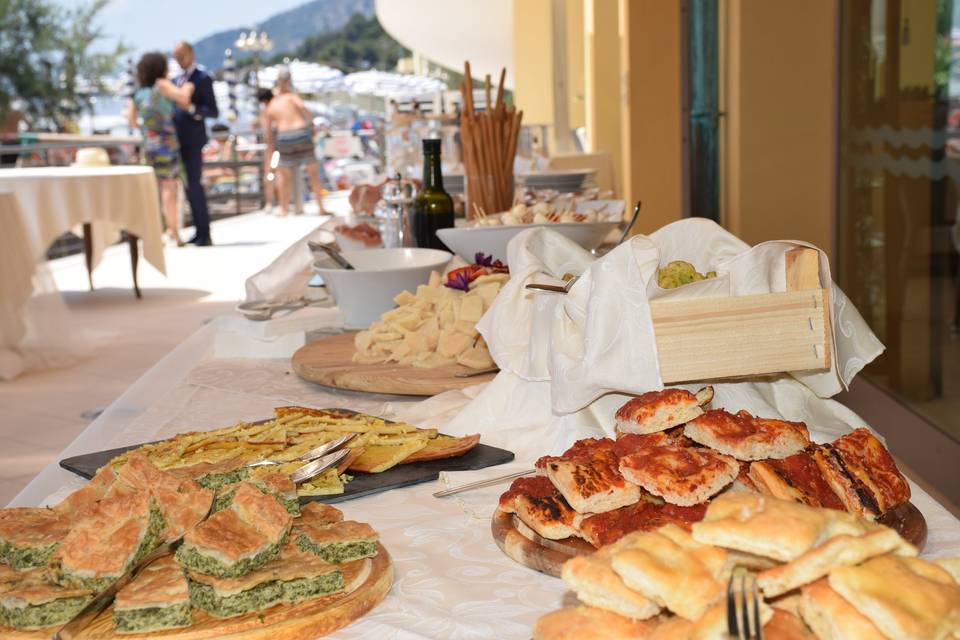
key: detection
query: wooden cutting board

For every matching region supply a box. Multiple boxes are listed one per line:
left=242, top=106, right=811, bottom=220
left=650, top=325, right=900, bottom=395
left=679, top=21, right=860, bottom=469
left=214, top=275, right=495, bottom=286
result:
left=291, top=333, right=497, bottom=396
left=6, top=546, right=393, bottom=640
left=492, top=502, right=928, bottom=579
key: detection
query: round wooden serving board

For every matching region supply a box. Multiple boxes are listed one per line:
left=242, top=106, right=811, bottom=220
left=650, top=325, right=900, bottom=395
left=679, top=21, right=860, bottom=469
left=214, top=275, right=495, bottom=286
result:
left=291, top=332, right=497, bottom=396
left=6, top=546, right=393, bottom=640
left=492, top=503, right=927, bottom=579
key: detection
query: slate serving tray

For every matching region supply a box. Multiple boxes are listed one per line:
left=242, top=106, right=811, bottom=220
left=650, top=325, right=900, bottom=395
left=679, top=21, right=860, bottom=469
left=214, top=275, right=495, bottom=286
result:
left=59, top=439, right=514, bottom=505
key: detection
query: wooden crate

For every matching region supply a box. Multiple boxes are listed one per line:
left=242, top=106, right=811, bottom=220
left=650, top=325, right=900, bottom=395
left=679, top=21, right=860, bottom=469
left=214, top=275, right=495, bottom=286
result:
left=651, top=247, right=832, bottom=384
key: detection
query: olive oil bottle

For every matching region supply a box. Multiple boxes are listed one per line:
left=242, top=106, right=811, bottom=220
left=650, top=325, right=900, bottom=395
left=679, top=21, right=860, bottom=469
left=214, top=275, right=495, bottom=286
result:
left=412, top=139, right=454, bottom=250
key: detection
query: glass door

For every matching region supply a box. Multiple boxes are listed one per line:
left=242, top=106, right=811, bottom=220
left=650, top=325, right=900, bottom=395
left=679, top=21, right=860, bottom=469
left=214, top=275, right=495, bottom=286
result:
left=685, top=0, right=722, bottom=222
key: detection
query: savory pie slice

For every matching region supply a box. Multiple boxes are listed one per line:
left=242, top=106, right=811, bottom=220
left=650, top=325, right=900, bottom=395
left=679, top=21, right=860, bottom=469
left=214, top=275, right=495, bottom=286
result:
left=113, top=556, right=190, bottom=633
left=799, top=579, right=886, bottom=640
left=295, top=520, right=378, bottom=564
left=175, top=483, right=292, bottom=578
left=618, top=445, right=738, bottom=506
left=544, top=448, right=642, bottom=514
left=57, top=491, right=164, bottom=590
left=757, top=528, right=916, bottom=598
left=614, top=387, right=713, bottom=435
left=577, top=500, right=708, bottom=548
left=828, top=555, right=960, bottom=640
left=684, top=409, right=810, bottom=460
left=0, top=569, right=92, bottom=630
left=0, top=507, right=71, bottom=570
left=691, top=492, right=875, bottom=563
left=216, top=473, right=300, bottom=517
left=401, top=433, right=481, bottom=463
left=514, top=489, right=581, bottom=540
left=813, top=428, right=911, bottom=520
left=298, top=502, right=344, bottom=528
left=749, top=452, right=845, bottom=510
left=610, top=526, right=725, bottom=620
left=187, top=540, right=346, bottom=619
left=348, top=439, right=430, bottom=473
left=51, top=465, right=116, bottom=519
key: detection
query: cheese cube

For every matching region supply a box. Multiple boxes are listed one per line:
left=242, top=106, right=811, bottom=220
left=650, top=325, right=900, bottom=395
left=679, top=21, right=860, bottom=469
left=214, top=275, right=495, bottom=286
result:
left=394, top=290, right=415, bottom=306
left=437, top=330, right=474, bottom=358
left=458, top=296, right=484, bottom=323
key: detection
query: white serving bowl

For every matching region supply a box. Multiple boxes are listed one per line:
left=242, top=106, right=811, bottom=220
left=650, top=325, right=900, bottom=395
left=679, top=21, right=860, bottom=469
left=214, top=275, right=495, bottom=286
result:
left=436, top=200, right=624, bottom=263
left=313, top=248, right=452, bottom=329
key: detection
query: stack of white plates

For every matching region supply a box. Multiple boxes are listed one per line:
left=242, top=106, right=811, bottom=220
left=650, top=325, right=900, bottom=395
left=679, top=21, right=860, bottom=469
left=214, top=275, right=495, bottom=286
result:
left=517, top=169, right=596, bottom=192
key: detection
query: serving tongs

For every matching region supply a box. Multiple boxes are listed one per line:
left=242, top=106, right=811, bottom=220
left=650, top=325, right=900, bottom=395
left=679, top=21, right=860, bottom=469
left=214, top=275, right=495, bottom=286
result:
left=54, top=441, right=353, bottom=638
left=245, top=432, right=358, bottom=468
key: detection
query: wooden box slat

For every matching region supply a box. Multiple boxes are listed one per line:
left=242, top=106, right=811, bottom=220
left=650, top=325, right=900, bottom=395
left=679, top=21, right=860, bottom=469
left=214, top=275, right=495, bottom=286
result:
left=651, top=288, right=831, bottom=384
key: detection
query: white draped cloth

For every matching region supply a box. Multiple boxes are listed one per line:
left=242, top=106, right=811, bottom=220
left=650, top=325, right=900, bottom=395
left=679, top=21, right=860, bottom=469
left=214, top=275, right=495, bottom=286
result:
left=0, top=166, right=165, bottom=379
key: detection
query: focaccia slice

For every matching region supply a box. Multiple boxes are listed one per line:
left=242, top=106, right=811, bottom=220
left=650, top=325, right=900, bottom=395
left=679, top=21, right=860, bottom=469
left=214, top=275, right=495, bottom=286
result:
left=614, top=387, right=713, bottom=435
left=610, top=525, right=726, bottom=620
left=749, top=452, right=845, bottom=510
left=57, top=491, right=164, bottom=590
left=618, top=445, right=738, bottom=506
left=684, top=409, right=809, bottom=460
left=295, top=520, right=378, bottom=564
left=828, top=555, right=960, bottom=640
left=533, top=605, right=662, bottom=640
left=799, top=579, right=886, bottom=640
left=757, top=528, right=916, bottom=598
left=113, top=556, right=190, bottom=633
left=348, top=439, right=429, bottom=473
left=814, top=428, right=911, bottom=520
left=544, top=449, right=641, bottom=514
left=401, top=433, right=480, bottom=463
left=0, top=508, right=71, bottom=570
left=691, top=492, right=874, bottom=563
left=0, top=569, right=92, bottom=630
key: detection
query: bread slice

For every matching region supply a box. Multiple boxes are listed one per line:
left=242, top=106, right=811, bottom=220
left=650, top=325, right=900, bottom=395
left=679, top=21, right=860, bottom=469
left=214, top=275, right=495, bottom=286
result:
left=684, top=409, right=809, bottom=460
left=532, top=606, right=662, bottom=640
left=614, top=387, right=712, bottom=435
left=828, top=555, right=960, bottom=640
left=619, top=445, right=738, bottom=506
left=545, top=449, right=641, bottom=514
left=757, top=528, right=916, bottom=598
left=799, top=579, right=886, bottom=640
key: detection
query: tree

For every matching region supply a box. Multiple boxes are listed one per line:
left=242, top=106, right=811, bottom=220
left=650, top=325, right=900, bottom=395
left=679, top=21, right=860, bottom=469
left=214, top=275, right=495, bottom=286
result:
left=0, top=0, right=127, bottom=131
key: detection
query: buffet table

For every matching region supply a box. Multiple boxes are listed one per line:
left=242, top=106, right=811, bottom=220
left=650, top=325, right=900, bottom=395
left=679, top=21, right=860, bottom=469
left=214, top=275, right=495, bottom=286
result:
left=10, top=323, right=960, bottom=639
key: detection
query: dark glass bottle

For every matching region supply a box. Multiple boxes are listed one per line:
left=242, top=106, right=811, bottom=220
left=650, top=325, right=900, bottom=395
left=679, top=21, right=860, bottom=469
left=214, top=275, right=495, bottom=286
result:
left=412, top=138, right=454, bottom=251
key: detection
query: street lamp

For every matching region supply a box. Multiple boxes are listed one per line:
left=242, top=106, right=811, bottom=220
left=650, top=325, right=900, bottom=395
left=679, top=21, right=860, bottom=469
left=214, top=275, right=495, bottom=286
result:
left=235, top=28, right=274, bottom=118
left=222, top=48, right=237, bottom=123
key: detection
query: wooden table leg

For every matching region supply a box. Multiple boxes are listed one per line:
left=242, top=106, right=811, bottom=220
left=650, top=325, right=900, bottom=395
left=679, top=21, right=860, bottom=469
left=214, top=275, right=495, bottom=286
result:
left=82, top=223, right=94, bottom=291
left=127, top=232, right=142, bottom=299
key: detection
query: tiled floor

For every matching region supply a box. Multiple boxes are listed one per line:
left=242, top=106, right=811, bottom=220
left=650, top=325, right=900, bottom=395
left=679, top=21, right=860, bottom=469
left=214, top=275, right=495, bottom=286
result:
left=0, top=207, right=331, bottom=505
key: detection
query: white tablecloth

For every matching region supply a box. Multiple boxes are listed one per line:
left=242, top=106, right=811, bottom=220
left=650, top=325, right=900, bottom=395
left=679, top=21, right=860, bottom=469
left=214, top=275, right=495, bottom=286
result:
left=10, top=325, right=960, bottom=639
left=0, top=166, right=165, bottom=379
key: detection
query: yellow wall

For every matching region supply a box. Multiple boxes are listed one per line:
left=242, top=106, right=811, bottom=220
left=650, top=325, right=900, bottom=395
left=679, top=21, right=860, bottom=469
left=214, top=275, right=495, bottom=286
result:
left=565, top=0, right=586, bottom=130
left=619, top=0, right=684, bottom=233
left=584, top=0, right=622, bottom=188
left=724, top=0, right=837, bottom=257
left=512, top=0, right=556, bottom=130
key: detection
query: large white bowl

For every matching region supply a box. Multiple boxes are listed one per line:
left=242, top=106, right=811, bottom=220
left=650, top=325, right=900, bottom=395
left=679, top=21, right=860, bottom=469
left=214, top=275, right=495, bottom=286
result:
left=314, top=248, right=452, bottom=328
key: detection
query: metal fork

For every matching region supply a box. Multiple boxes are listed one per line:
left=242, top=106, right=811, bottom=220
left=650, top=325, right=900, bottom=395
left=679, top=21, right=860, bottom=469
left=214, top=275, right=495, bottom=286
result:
left=245, top=432, right=357, bottom=468
left=727, top=568, right=764, bottom=640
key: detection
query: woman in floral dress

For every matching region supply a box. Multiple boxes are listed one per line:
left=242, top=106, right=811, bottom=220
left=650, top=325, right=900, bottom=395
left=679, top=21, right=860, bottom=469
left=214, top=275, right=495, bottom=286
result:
left=127, top=52, right=194, bottom=245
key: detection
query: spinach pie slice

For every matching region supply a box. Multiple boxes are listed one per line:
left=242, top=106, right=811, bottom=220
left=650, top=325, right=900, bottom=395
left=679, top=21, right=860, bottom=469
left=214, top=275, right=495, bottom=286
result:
left=295, top=520, right=379, bottom=564
left=57, top=491, right=164, bottom=591
left=176, top=483, right=292, bottom=578
left=0, top=507, right=71, bottom=570
left=113, top=556, right=191, bottom=634
left=187, top=541, right=348, bottom=619
left=0, top=569, right=92, bottom=630
left=215, top=473, right=300, bottom=517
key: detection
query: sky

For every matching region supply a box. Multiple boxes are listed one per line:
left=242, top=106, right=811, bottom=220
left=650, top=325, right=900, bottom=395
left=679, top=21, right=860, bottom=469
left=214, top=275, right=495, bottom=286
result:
left=54, top=0, right=310, bottom=56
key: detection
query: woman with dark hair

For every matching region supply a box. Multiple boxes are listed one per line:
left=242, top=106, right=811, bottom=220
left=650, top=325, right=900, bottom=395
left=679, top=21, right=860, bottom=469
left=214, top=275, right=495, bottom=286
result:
left=126, top=52, right=194, bottom=245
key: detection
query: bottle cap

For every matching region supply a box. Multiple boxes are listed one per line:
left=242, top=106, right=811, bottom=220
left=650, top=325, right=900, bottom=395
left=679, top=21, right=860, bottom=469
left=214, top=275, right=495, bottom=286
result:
left=422, top=138, right=441, bottom=154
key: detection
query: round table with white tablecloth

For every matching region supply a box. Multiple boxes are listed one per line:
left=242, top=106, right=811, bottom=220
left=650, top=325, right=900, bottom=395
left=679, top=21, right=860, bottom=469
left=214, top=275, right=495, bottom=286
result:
left=0, top=166, right=166, bottom=379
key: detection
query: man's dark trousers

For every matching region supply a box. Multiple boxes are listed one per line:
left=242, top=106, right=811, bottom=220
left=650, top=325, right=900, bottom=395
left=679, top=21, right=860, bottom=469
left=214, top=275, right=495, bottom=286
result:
left=180, top=143, right=209, bottom=241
